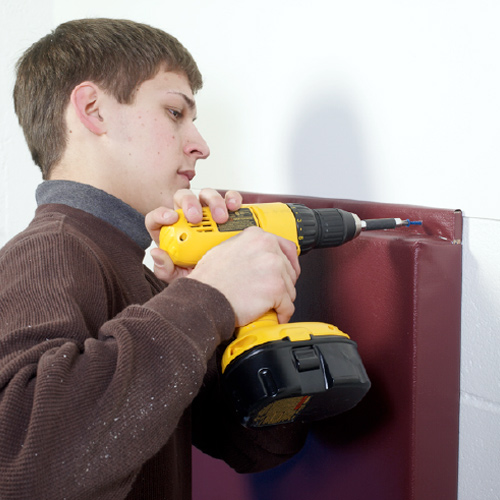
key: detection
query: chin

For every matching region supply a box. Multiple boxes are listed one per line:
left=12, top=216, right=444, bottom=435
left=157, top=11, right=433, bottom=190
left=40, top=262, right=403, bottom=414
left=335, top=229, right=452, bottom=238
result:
left=158, top=194, right=176, bottom=211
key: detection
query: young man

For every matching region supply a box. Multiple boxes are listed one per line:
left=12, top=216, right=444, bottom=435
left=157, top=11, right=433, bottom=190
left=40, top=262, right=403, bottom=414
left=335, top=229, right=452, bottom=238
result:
left=0, top=19, right=306, bottom=499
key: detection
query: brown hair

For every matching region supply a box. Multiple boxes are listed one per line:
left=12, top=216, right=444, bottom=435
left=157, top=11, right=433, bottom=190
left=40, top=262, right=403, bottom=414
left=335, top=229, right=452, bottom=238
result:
left=13, top=18, right=203, bottom=179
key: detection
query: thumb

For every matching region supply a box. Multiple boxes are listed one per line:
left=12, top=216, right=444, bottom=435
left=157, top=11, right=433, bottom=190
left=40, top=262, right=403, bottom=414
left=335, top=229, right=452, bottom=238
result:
left=150, top=247, right=191, bottom=283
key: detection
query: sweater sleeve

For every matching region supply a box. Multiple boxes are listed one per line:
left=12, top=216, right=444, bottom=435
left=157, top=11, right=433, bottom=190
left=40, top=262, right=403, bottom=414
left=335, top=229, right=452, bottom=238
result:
left=0, top=228, right=234, bottom=500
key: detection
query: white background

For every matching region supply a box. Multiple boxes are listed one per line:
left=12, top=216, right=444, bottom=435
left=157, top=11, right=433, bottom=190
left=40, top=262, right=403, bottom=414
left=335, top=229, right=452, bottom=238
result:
left=1, top=1, right=499, bottom=498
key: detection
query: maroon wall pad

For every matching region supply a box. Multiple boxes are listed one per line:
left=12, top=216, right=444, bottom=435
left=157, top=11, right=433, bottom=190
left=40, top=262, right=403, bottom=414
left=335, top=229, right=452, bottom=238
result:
left=193, top=193, right=462, bottom=500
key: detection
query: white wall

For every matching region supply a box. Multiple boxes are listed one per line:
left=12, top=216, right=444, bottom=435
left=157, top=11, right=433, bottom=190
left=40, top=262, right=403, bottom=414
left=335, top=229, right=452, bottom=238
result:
left=0, top=0, right=45, bottom=243
left=1, top=1, right=499, bottom=498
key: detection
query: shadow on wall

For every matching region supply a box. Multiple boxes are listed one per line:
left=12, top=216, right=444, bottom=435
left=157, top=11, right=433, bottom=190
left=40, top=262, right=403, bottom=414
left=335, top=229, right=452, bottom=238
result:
left=288, top=91, right=372, bottom=201
left=247, top=91, right=381, bottom=500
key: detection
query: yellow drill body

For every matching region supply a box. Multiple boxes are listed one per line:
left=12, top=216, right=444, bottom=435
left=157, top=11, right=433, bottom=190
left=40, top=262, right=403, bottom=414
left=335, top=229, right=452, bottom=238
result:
left=159, top=203, right=300, bottom=268
left=159, top=203, right=350, bottom=371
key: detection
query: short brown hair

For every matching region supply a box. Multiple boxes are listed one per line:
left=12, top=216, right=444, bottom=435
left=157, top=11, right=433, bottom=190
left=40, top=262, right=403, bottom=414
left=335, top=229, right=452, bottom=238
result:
left=13, top=18, right=203, bottom=178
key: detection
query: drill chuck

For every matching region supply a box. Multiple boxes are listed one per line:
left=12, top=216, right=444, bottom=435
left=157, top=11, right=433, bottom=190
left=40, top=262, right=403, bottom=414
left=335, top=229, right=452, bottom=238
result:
left=286, top=204, right=362, bottom=253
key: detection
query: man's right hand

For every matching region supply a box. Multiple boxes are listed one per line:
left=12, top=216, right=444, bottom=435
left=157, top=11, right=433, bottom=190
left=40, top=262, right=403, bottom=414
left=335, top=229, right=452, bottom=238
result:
left=187, top=226, right=300, bottom=328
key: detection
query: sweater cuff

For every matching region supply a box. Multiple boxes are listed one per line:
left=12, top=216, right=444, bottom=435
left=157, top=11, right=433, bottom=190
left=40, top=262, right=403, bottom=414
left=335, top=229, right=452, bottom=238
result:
left=144, top=277, right=235, bottom=357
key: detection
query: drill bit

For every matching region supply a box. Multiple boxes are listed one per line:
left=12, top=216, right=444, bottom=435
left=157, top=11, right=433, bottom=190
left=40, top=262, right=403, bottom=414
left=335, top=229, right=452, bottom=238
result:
left=361, top=218, right=423, bottom=231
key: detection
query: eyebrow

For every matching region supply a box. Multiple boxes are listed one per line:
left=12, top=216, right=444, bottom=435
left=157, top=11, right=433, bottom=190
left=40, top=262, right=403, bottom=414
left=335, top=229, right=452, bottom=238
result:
left=168, top=91, right=196, bottom=109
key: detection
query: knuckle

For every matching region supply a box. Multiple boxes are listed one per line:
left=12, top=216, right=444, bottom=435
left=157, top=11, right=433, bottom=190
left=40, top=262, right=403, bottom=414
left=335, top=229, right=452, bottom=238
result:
left=258, top=250, right=281, bottom=270
left=174, top=189, right=197, bottom=204
left=200, top=188, right=221, bottom=204
left=225, top=190, right=242, bottom=204
left=254, top=230, right=278, bottom=249
left=199, top=187, right=218, bottom=196
left=174, top=188, right=192, bottom=199
left=241, top=226, right=263, bottom=240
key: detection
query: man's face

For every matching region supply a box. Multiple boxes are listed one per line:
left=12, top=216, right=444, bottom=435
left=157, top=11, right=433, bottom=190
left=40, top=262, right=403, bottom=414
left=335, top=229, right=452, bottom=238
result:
left=103, top=70, right=210, bottom=215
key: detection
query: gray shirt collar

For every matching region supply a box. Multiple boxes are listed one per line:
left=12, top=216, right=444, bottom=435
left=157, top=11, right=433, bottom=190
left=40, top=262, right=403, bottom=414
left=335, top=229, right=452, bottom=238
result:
left=36, top=180, right=152, bottom=250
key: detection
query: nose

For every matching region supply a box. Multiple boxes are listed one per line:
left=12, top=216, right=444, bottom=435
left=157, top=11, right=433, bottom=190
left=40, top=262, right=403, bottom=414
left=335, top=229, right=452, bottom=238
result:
left=184, top=124, right=210, bottom=160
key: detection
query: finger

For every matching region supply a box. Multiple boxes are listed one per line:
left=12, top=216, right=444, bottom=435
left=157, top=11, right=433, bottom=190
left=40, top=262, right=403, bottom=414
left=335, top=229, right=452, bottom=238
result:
left=173, top=189, right=203, bottom=223
left=275, top=236, right=301, bottom=283
left=150, top=247, right=176, bottom=282
left=150, top=247, right=192, bottom=283
left=261, top=235, right=298, bottom=323
left=145, top=207, right=179, bottom=244
left=198, top=188, right=229, bottom=224
left=244, top=229, right=298, bottom=318
left=244, top=228, right=300, bottom=283
left=255, top=233, right=298, bottom=302
left=224, top=190, right=243, bottom=211
left=275, top=295, right=296, bottom=325
left=280, top=254, right=298, bottom=303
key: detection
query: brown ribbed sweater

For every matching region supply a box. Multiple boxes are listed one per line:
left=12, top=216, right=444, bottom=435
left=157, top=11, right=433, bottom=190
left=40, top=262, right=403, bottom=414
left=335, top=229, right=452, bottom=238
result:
left=0, top=203, right=307, bottom=500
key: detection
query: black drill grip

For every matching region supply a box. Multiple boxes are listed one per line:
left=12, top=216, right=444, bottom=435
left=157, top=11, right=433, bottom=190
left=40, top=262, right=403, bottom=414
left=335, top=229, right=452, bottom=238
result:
left=286, top=204, right=359, bottom=253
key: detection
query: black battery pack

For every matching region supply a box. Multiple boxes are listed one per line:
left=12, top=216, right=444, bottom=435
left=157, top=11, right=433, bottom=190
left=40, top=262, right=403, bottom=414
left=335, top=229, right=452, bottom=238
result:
left=222, top=335, right=371, bottom=428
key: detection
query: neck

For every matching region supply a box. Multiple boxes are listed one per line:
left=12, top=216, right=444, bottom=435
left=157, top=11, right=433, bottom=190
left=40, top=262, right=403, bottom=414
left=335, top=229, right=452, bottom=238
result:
left=36, top=180, right=152, bottom=250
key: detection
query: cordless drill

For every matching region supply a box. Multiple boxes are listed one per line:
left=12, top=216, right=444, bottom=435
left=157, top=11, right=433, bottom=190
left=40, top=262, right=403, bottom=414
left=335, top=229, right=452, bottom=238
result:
left=160, top=203, right=421, bottom=427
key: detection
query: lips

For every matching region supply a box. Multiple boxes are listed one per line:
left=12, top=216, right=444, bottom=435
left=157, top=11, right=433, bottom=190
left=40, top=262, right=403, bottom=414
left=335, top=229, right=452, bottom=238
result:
left=178, top=170, right=195, bottom=182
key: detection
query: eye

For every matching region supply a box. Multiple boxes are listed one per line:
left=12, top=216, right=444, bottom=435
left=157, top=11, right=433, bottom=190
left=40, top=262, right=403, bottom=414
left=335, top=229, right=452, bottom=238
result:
left=167, top=108, right=182, bottom=119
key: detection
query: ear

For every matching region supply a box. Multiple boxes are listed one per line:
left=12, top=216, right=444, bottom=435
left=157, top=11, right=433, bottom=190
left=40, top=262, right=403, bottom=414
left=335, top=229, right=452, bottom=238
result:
left=70, top=82, right=106, bottom=135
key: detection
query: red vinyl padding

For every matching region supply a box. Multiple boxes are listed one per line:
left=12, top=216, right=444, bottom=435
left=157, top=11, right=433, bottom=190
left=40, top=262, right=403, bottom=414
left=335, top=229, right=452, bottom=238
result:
left=193, top=193, right=462, bottom=500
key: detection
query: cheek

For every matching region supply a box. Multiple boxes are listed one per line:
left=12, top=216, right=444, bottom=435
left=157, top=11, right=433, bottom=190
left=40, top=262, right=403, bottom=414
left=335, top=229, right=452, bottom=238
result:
left=149, top=117, right=176, bottom=145
left=117, top=113, right=180, bottom=163
left=151, top=132, right=179, bottom=160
